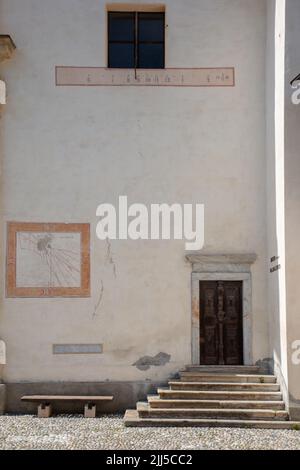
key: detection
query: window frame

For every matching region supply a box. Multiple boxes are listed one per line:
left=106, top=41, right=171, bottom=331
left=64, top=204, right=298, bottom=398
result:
left=107, top=11, right=165, bottom=69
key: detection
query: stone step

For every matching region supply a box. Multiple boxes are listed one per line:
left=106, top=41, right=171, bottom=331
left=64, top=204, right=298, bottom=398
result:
left=183, top=365, right=261, bottom=374
left=179, top=373, right=276, bottom=383
left=136, top=402, right=289, bottom=421
left=158, top=388, right=283, bottom=401
left=148, top=396, right=285, bottom=410
left=124, top=410, right=300, bottom=429
left=169, top=381, right=280, bottom=392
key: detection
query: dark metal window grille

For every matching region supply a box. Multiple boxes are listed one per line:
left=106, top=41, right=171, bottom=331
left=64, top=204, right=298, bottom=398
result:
left=108, top=12, right=165, bottom=69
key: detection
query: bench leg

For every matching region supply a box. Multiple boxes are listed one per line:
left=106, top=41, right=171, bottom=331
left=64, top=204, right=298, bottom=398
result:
left=84, top=403, right=96, bottom=418
left=38, top=403, right=52, bottom=418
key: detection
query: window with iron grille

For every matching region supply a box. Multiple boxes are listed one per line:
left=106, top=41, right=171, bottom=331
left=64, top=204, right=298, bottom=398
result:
left=108, top=12, right=165, bottom=69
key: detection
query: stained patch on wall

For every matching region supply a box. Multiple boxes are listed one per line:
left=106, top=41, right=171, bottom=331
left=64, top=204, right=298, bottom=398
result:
left=255, top=357, right=274, bottom=374
left=133, top=352, right=171, bottom=371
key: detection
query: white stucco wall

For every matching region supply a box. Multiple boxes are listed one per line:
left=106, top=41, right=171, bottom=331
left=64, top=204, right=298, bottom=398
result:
left=0, top=0, right=269, bottom=383
left=284, top=0, right=300, bottom=417
left=266, top=0, right=288, bottom=398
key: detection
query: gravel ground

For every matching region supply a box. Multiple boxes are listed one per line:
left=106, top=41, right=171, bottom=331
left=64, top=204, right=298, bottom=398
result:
left=0, top=414, right=300, bottom=450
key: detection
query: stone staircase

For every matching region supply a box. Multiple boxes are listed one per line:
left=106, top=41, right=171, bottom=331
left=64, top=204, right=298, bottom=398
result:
left=124, top=366, right=300, bottom=428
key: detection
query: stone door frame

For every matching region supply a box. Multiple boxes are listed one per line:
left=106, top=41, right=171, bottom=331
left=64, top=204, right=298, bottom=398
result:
left=185, top=254, right=257, bottom=366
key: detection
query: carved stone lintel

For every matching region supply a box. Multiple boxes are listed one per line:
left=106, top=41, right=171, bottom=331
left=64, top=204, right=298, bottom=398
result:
left=185, top=253, right=257, bottom=266
left=186, top=253, right=257, bottom=275
left=0, top=35, right=16, bottom=63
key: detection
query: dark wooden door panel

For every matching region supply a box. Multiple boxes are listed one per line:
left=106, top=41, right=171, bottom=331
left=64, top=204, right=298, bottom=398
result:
left=200, top=281, right=243, bottom=365
left=200, top=282, right=218, bottom=365
left=223, top=282, right=243, bottom=365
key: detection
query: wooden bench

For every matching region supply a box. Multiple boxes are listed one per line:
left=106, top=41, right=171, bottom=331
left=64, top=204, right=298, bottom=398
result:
left=21, top=395, right=114, bottom=418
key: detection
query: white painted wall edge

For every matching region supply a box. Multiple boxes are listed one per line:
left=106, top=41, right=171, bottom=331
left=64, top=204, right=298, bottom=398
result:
left=0, top=341, right=6, bottom=365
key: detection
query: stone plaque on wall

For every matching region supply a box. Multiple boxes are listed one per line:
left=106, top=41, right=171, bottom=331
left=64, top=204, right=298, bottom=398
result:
left=53, top=344, right=103, bottom=354
left=6, top=222, right=90, bottom=298
left=56, top=67, right=235, bottom=87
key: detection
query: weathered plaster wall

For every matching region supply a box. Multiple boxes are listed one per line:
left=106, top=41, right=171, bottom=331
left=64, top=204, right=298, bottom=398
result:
left=284, top=0, right=300, bottom=419
left=265, top=0, right=289, bottom=401
left=266, top=0, right=300, bottom=418
left=0, top=0, right=268, bottom=386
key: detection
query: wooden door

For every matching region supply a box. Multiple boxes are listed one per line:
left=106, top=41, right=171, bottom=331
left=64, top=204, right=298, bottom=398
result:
left=200, top=281, right=243, bottom=365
